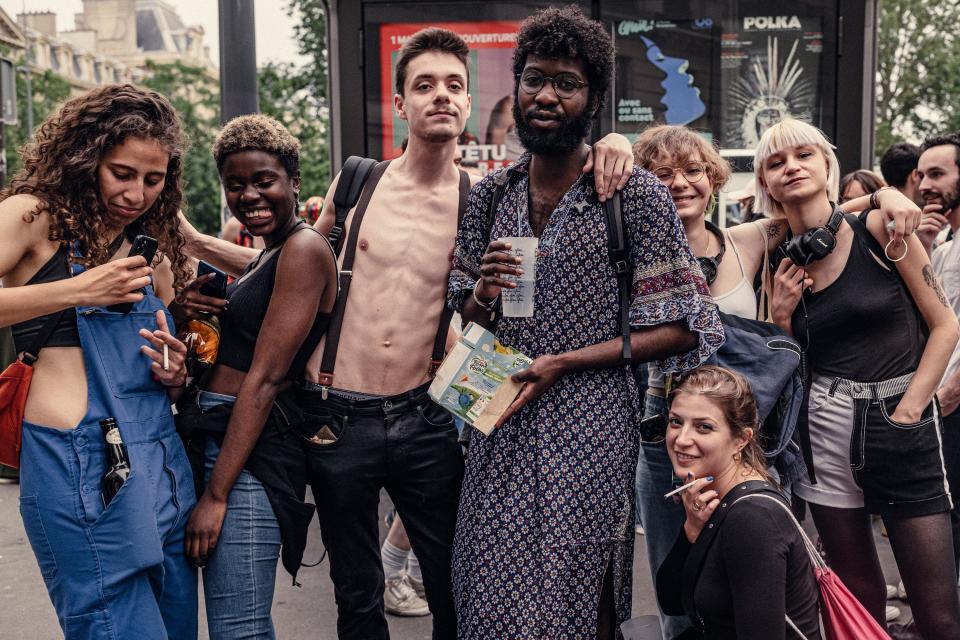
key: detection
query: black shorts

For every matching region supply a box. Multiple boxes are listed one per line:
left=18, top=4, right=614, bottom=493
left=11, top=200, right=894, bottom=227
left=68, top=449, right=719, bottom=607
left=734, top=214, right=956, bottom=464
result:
left=796, top=373, right=952, bottom=517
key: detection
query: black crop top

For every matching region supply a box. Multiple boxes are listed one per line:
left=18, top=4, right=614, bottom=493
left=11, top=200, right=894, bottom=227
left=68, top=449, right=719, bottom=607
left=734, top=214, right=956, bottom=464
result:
left=791, top=212, right=926, bottom=381
left=11, top=246, right=80, bottom=354
left=216, top=226, right=334, bottom=381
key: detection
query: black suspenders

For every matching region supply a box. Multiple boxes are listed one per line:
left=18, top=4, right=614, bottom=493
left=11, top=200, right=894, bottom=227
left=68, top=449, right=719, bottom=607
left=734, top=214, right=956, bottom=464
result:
left=317, top=165, right=471, bottom=390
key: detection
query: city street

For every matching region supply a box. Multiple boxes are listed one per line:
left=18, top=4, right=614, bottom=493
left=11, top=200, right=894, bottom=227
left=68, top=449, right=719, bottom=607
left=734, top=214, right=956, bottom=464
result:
left=0, top=479, right=914, bottom=639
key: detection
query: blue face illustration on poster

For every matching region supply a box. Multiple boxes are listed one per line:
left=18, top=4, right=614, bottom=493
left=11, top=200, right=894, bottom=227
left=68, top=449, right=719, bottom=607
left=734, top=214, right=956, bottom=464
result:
left=612, top=20, right=715, bottom=136
left=640, top=36, right=706, bottom=126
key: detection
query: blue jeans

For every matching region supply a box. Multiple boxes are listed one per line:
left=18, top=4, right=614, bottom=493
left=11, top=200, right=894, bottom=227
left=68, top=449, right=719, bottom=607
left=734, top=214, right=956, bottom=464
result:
left=635, top=391, right=690, bottom=640
left=198, top=392, right=282, bottom=640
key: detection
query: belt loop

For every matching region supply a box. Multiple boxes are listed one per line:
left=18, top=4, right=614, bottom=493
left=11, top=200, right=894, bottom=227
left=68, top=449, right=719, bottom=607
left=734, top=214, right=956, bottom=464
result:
left=870, top=383, right=879, bottom=402
left=828, top=378, right=840, bottom=397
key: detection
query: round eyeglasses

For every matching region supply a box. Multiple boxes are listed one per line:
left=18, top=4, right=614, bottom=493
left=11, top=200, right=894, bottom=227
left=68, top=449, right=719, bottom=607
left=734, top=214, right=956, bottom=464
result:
left=518, top=71, right=588, bottom=100
left=652, top=163, right=707, bottom=186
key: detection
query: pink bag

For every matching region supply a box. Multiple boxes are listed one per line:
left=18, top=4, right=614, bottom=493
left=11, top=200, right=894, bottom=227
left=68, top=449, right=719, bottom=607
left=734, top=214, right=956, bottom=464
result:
left=816, top=566, right=890, bottom=640
left=735, top=494, right=890, bottom=640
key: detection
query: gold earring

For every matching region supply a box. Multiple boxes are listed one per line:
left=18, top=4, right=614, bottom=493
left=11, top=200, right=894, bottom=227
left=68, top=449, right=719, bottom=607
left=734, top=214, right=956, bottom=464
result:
left=733, top=450, right=742, bottom=463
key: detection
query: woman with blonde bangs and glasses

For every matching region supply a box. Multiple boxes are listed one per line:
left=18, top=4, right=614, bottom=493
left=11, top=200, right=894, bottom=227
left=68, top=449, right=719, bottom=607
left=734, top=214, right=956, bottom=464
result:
left=762, top=118, right=960, bottom=638
left=631, top=124, right=920, bottom=639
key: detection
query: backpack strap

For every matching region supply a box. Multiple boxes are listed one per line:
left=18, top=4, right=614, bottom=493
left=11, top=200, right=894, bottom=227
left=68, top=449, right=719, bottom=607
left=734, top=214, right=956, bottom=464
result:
left=429, top=169, right=471, bottom=377
left=19, top=310, right=68, bottom=365
left=485, top=169, right=512, bottom=233
left=604, top=192, right=632, bottom=364
left=329, top=156, right=379, bottom=255
left=317, top=160, right=390, bottom=388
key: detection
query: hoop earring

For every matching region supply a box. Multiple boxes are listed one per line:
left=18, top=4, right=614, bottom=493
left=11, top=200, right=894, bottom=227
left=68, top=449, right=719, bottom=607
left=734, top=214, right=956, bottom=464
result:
left=705, top=193, right=718, bottom=217
left=733, top=450, right=743, bottom=463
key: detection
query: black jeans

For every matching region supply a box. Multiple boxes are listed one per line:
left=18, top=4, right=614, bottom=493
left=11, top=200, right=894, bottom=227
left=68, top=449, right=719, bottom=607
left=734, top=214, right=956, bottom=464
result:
left=942, top=408, right=960, bottom=578
left=299, top=382, right=464, bottom=640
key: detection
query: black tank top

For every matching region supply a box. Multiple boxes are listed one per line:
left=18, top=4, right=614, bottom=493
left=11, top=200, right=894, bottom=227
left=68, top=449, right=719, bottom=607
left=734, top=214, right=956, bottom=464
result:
left=792, top=212, right=926, bottom=381
left=217, top=225, right=334, bottom=380
left=11, top=245, right=80, bottom=353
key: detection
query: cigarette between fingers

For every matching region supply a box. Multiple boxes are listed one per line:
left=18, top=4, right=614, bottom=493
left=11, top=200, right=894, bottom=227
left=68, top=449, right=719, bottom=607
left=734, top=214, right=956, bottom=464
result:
left=163, top=343, right=169, bottom=372
left=663, top=479, right=700, bottom=499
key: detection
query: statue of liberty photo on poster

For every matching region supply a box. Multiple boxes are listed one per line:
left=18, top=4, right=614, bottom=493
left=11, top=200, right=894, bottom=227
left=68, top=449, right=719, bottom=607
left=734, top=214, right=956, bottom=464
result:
left=611, top=18, right=716, bottom=139
left=720, top=15, right=824, bottom=149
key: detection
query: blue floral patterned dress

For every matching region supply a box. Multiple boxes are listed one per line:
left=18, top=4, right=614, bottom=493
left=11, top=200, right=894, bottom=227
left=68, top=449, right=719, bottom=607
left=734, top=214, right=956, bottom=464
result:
left=447, top=154, right=723, bottom=639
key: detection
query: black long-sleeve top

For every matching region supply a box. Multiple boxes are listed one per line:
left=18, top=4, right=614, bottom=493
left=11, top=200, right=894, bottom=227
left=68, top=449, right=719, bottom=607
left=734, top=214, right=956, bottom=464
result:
left=656, top=494, right=822, bottom=640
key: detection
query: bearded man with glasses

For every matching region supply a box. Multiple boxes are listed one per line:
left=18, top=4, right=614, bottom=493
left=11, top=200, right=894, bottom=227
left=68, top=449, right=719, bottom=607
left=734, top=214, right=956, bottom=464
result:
left=447, top=6, right=723, bottom=638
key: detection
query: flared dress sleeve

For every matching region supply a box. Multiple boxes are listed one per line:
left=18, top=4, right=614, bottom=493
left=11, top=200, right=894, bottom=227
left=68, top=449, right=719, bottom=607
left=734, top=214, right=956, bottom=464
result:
left=623, top=170, right=724, bottom=372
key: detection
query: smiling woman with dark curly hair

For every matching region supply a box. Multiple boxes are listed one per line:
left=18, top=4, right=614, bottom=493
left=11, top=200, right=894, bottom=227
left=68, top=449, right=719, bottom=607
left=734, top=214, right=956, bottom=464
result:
left=0, top=84, right=199, bottom=639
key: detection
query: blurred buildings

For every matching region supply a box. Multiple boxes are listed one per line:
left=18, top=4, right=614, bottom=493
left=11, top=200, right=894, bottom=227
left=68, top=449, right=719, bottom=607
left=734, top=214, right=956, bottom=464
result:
left=7, top=0, right=216, bottom=93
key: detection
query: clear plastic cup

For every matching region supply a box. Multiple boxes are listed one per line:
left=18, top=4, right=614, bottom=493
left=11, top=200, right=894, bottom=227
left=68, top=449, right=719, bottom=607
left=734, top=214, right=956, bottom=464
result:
left=620, top=615, right=662, bottom=640
left=499, top=237, right=537, bottom=318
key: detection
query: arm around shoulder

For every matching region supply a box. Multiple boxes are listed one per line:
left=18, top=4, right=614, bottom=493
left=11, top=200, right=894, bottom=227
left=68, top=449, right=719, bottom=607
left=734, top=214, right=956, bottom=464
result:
left=178, top=210, right=258, bottom=277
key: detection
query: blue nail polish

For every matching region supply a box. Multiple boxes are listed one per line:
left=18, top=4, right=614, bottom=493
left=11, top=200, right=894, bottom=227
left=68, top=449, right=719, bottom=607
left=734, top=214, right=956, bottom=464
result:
left=706, top=475, right=714, bottom=482
left=687, top=472, right=693, bottom=479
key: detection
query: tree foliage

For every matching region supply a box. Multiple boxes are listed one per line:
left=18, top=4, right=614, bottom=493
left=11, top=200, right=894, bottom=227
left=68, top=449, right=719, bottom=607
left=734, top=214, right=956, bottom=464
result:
left=258, top=61, right=330, bottom=200
left=4, top=69, right=71, bottom=181
left=142, top=60, right=222, bottom=234
left=876, top=0, right=960, bottom=157
left=258, top=0, right=331, bottom=200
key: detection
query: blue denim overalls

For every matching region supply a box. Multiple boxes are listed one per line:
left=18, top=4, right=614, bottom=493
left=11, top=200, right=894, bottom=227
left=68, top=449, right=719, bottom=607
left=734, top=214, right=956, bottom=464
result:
left=18, top=259, right=198, bottom=640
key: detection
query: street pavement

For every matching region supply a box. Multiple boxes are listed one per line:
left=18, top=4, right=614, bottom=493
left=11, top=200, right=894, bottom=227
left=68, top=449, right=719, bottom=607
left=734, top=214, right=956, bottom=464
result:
left=0, top=480, right=911, bottom=639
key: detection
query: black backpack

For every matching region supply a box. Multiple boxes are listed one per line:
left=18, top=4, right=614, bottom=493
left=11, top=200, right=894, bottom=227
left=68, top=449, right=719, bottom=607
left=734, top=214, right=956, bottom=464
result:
left=328, top=156, right=379, bottom=255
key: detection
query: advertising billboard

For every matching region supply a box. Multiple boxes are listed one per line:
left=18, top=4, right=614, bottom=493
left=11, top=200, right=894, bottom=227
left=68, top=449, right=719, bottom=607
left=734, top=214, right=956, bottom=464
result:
left=611, top=18, right=717, bottom=141
left=378, top=21, right=521, bottom=173
left=720, top=15, right=824, bottom=150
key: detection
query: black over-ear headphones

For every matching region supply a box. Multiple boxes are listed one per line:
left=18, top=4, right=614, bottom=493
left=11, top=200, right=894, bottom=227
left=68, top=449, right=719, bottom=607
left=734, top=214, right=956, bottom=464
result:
left=782, top=204, right=845, bottom=266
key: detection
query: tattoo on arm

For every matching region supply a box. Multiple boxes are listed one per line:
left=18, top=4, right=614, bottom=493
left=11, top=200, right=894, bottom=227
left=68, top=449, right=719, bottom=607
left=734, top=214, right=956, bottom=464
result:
left=922, top=264, right=950, bottom=308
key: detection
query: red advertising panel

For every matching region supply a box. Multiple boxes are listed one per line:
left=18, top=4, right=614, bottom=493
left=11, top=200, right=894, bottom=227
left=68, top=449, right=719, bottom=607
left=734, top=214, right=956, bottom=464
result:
left=379, top=21, right=522, bottom=173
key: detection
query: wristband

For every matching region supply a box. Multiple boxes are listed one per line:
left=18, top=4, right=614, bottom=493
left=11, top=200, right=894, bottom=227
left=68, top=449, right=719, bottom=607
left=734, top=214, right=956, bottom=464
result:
left=870, top=186, right=895, bottom=211
left=472, top=279, right=499, bottom=311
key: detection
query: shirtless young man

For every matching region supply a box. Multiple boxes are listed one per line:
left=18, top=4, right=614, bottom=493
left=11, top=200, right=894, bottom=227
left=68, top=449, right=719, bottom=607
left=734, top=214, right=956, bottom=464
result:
left=179, top=28, right=634, bottom=639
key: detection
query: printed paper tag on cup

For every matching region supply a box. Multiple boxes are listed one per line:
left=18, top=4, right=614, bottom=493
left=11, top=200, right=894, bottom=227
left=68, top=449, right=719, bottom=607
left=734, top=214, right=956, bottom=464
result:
left=499, top=237, right=537, bottom=318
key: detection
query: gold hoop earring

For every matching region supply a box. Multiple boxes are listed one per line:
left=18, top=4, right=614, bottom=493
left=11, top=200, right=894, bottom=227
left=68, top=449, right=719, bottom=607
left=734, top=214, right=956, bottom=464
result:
left=705, top=192, right=718, bottom=217
left=733, top=450, right=742, bottom=463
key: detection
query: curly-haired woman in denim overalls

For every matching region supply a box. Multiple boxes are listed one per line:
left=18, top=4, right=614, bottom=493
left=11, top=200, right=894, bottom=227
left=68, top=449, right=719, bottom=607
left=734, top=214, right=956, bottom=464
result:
left=0, top=85, right=197, bottom=640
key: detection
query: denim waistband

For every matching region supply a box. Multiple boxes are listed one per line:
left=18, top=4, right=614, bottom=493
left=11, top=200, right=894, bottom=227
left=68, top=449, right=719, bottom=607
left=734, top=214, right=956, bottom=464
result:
left=299, top=380, right=431, bottom=416
left=196, top=390, right=237, bottom=412
left=823, top=371, right=914, bottom=400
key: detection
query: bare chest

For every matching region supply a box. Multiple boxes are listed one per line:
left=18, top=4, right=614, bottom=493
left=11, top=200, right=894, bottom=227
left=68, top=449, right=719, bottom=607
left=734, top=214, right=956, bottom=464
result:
left=343, top=185, right=460, bottom=287
left=528, top=188, right=567, bottom=238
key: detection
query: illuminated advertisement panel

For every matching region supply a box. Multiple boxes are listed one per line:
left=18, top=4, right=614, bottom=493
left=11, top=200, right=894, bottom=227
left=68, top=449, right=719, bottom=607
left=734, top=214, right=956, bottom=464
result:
left=611, top=18, right=717, bottom=142
left=720, top=14, right=824, bottom=150
left=378, top=21, right=521, bottom=173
